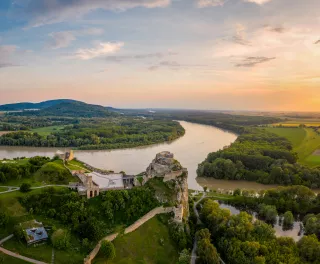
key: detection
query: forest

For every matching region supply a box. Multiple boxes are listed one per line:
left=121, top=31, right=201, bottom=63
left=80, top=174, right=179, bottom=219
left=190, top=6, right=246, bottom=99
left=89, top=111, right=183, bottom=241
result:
left=0, top=117, right=184, bottom=149
left=200, top=199, right=320, bottom=264
left=197, top=127, right=320, bottom=188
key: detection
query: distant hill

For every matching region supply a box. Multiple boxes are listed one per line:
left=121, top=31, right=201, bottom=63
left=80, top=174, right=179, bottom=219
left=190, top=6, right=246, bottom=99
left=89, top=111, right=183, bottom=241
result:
left=0, top=99, right=79, bottom=111
left=12, top=101, right=117, bottom=118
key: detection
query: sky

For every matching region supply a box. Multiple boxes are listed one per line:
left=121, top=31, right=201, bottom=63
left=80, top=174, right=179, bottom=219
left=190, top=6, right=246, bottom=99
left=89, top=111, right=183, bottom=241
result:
left=0, top=0, right=319, bottom=111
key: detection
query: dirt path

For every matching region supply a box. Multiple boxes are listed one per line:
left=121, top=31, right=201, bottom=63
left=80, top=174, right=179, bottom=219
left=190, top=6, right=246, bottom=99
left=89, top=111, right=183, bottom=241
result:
left=0, top=246, right=48, bottom=264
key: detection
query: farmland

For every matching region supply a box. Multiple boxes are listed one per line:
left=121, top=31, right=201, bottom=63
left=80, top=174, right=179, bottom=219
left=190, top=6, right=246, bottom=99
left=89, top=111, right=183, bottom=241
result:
left=31, top=125, right=66, bottom=136
left=265, top=127, right=320, bottom=167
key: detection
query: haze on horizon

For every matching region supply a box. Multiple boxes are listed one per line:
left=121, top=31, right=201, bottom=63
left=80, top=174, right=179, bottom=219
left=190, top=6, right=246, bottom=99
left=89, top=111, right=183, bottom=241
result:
left=0, top=0, right=319, bottom=111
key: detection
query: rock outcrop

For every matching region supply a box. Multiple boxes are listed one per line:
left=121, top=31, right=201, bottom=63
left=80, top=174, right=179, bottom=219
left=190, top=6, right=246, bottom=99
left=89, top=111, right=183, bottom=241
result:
left=144, top=151, right=189, bottom=222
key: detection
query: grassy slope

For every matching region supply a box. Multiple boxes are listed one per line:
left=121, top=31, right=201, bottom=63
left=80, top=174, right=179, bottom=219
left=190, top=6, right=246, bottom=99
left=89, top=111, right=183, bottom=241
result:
left=31, top=125, right=65, bottom=136
left=93, top=216, right=179, bottom=264
left=265, top=127, right=320, bottom=167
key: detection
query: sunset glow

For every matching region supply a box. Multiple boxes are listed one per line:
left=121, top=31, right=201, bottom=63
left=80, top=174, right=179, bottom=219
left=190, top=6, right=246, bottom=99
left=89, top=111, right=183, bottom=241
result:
left=0, top=0, right=319, bottom=111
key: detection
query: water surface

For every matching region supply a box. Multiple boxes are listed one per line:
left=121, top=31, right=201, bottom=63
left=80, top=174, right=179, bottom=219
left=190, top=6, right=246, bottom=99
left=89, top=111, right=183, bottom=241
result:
left=0, top=121, right=237, bottom=190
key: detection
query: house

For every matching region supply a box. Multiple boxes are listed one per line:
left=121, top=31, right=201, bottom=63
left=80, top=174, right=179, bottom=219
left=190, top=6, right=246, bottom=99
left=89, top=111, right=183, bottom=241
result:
left=20, top=220, right=48, bottom=246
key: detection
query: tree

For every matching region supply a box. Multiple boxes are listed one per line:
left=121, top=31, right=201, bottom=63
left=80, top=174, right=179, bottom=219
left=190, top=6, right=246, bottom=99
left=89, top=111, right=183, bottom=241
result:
left=197, top=238, right=220, bottom=264
left=178, top=249, right=190, bottom=264
left=233, top=188, right=241, bottom=196
left=0, top=212, right=9, bottom=227
left=298, top=235, right=320, bottom=263
left=196, top=229, right=211, bottom=241
left=20, top=183, right=31, bottom=193
left=100, top=240, right=116, bottom=260
left=283, top=211, right=294, bottom=227
left=51, top=229, right=70, bottom=250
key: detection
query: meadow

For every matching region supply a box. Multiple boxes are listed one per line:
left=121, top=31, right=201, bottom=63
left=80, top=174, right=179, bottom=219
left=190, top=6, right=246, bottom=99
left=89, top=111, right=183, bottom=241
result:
left=265, top=127, right=320, bottom=167
left=31, top=125, right=66, bottom=136
left=93, top=215, right=179, bottom=264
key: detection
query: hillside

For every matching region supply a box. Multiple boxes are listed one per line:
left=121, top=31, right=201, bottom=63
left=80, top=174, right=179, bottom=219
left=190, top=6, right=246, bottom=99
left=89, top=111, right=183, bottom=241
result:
left=13, top=101, right=116, bottom=118
left=0, top=99, right=79, bottom=111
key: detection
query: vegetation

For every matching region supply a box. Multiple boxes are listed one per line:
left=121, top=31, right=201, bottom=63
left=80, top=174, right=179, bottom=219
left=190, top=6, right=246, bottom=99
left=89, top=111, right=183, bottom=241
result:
left=94, top=216, right=179, bottom=264
left=198, top=127, right=320, bottom=188
left=0, top=157, right=73, bottom=186
left=99, top=240, right=116, bottom=261
left=283, top=211, right=294, bottom=227
left=0, top=117, right=184, bottom=150
left=224, top=185, right=317, bottom=215
left=200, top=199, right=320, bottom=264
left=196, top=229, right=220, bottom=264
left=0, top=99, right=78, bottom=111
left=19, top=183, right=31, bottom=193
left=265, top=127, right=320, bottom=167
left=51, top=229, right=71, bottom=250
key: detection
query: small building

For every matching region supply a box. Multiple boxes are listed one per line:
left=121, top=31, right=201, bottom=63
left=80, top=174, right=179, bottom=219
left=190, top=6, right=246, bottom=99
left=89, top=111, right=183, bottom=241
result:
left=55, top=150, right=74, bottom=161
left=20, top=220, right=48, bottom=246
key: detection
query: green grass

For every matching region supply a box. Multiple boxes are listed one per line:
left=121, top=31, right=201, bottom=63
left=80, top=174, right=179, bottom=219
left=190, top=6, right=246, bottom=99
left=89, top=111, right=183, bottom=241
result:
left=93, top=216, right=179, bottom=264
left=31, top=126, right=65, bottom=137
left=265, top=127, right=320, bottom=167
left=33, top=160, right=77, bottom=184
left=0, top=252, right=29, bottom=264
left=0, top=187, right=8, bottom=192
left=66, top=159, right=90, bottom=172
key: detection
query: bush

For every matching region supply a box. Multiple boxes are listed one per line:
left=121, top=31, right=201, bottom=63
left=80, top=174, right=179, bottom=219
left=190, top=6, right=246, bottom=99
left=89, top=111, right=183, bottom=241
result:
left=20, top=183, right=31, bottom=193
left=100, top=240, right=116, bottom=260
left=51, top=229, right=70, bottom=250
left=283, top=211, right=294, bottom=227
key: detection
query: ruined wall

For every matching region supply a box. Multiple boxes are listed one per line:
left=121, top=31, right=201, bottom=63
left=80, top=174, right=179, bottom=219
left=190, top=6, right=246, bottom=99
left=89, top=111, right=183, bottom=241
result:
left=144, top=151, right=189, bottom=222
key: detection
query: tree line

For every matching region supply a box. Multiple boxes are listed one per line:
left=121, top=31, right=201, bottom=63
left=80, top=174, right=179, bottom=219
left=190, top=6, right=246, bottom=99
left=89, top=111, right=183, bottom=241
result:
left=198, top=128, right=320, bottom=188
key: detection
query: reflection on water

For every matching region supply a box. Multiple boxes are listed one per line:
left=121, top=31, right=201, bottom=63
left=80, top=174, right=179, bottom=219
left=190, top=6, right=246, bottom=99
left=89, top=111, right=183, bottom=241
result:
left=218, top=202, right=304, bottom=241
left=0, top=121, right=237, bottom=190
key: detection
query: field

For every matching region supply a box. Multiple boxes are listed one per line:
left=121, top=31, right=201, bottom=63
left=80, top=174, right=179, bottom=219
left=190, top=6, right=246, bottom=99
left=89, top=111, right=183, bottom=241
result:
left=31, top=125, right=66, bottom=136
left=93, top=215, right=179, bottom=264
left=265, top=127, right=320, bottom=167
left=273, top=118, right=320, bottom=127
left=65, top=159, right=91, bottom=172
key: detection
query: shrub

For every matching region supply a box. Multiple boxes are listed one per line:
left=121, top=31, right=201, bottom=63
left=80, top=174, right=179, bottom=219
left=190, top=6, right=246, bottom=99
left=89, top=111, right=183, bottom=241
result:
left=51, top=229, right=70, bottom=250
left=100, top=240, right=116, bottom=260
left=20, top=183, right=31, bottom=193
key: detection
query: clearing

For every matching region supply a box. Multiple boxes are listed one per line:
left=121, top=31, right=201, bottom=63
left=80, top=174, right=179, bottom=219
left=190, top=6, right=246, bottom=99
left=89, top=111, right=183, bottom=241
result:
left=265, top=127, right=320, bottom=167
left=31, top=125, right=66, bottom=136
left=93, top=216, right=179, bottom=264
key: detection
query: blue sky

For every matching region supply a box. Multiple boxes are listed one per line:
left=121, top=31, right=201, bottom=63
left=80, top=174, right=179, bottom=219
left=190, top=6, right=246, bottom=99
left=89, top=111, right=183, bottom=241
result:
left=0, top=0, right=320, bottom=111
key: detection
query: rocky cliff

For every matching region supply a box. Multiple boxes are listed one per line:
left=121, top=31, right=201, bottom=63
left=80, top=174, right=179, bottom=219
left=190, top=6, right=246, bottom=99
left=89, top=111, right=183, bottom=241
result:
left=143, top=151, right=189, bottom=222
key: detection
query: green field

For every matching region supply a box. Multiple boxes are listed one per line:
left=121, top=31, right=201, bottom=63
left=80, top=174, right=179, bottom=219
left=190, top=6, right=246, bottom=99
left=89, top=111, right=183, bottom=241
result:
left=0, top=252, right=29, bottom=264
left=65, top=159, right=91, bottom=172
left=31, top=125, right=65, bottom=136
left=93, top=216, right=179, bottom=264
left=265, top=127, right=320, bottom=167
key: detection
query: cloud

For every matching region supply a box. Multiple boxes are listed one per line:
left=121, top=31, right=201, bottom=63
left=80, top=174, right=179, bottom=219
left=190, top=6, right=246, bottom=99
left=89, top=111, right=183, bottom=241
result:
left=73, top=42, right=124, bottom=60
left=0, top=63, right=20, bottom=68
left=148, top=60, right=207, bottom=71
left=47, top=32, right=76, bottom=49
left=315, top=40, right=320, bottom=44
left=235, top=56, right=276, bottom=67
left=104, top=51, right=177, bottom=62
left=47, top=28, right=104, bottom=49
left=18, top=0, right=171, bottom=27
left=197, top=0, right=226, bottom=8
left=244, top=0, right=272, bottom=4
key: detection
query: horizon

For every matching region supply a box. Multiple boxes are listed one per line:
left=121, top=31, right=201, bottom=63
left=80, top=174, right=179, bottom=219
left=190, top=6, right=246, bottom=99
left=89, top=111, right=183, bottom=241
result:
left=0, top=0, right=319, bottom=111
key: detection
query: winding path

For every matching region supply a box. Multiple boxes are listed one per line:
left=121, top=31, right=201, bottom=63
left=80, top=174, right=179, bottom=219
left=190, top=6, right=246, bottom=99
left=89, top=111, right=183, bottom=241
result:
left=0, top=185, right=70, bottom=195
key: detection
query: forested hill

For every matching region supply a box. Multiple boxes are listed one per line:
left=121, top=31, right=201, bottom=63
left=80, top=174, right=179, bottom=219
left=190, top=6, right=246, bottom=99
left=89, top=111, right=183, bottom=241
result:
left=12, top=101, right=116, bottom=118
left=0, top=99, right=79, bottom=111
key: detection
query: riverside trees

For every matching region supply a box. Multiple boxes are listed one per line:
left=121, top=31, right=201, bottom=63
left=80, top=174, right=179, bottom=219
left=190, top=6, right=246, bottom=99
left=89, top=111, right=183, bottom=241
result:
left=200, top=199, right=320, bottom=264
